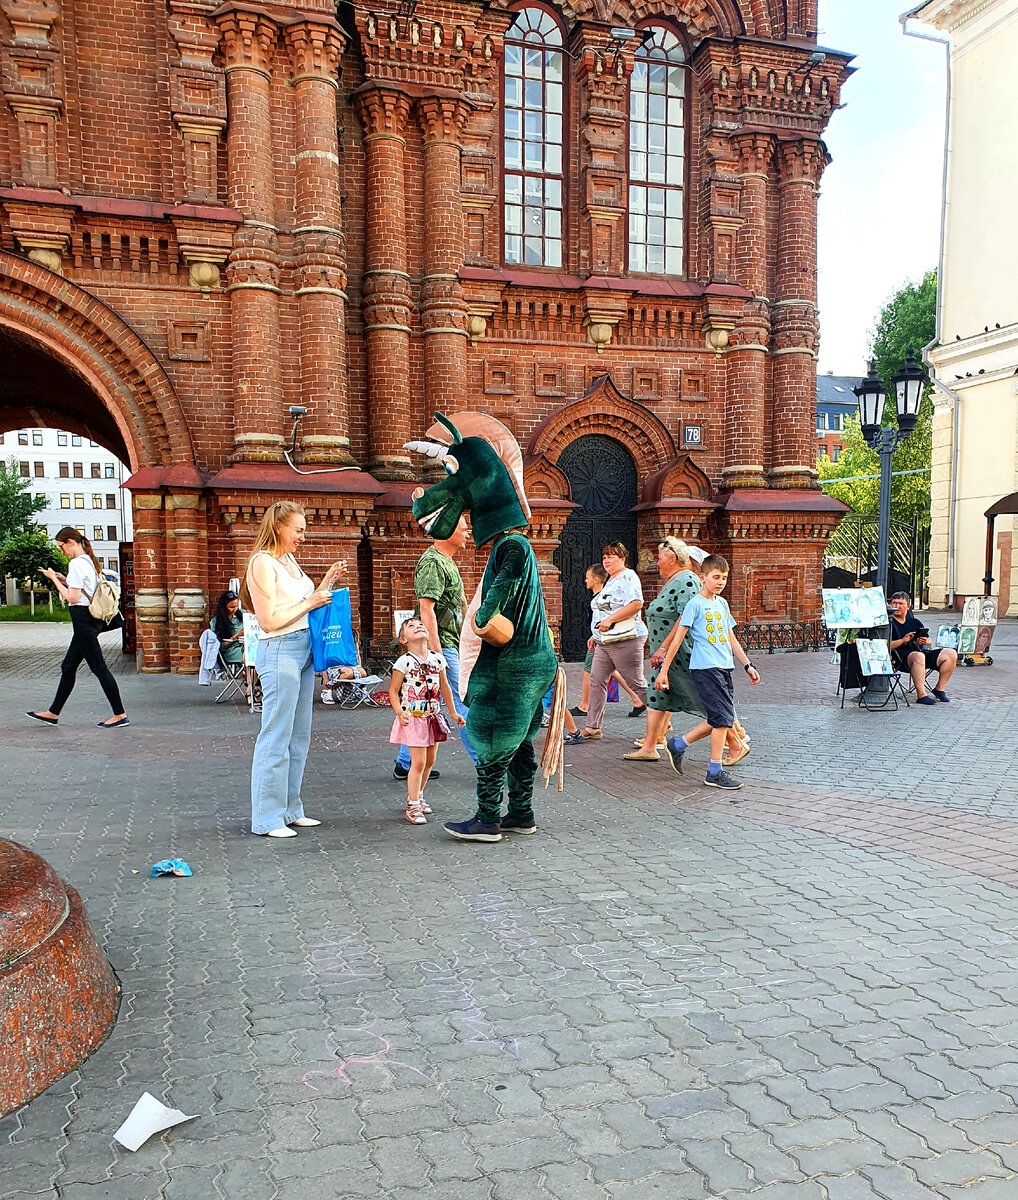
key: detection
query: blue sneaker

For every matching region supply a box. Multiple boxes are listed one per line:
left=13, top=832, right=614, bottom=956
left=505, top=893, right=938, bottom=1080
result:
left=500, top=816, right=536, bottom=835
left=443, top=818, right=502, bottom=843
left=665, top=737, right=685, bottom=776
left=916, top=695, right=936, bottom=706
left=704, top=769, right=742, bottom=791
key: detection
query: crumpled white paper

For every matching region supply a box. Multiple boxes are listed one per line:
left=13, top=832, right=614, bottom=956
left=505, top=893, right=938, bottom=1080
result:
left=114, top=1092, right=198, bottom=1151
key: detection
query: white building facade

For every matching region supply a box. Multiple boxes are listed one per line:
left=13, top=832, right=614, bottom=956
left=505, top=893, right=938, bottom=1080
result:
left=915, top=0, right=1018, bottom=612
left=1, top=427, right=133, bottom=573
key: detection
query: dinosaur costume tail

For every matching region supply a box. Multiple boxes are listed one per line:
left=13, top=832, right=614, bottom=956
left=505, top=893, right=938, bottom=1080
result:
left=539, top=665, right=567, bottom=793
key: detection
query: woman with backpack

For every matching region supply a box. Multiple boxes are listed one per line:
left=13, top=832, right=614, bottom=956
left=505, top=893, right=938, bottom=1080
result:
left=26, top=527, right=128, bottom=728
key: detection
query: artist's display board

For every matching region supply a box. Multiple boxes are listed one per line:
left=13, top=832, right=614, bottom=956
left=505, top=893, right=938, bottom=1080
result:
left=821, top=587, right=889, bottom=629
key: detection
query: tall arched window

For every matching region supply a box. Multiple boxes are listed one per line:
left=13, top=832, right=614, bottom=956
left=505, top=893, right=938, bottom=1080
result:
left=503, top=7, right=564, bottom=268
left=628, top=27, right=686, bottom=275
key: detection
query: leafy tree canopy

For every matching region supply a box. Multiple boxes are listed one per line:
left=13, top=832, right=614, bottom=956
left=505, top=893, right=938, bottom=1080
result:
left=819, top=270, right=936, bottom=528
left=0, top=531, right=67, bottom=588
left=0, top=457, right=47, bottom=545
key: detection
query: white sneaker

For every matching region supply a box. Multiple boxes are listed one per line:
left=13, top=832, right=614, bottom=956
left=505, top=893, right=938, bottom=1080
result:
left=291, top=817, right=321, bottom=828
left=265, top=827, right=297, bottom=838
left=320, top=690, right=335, bottom=704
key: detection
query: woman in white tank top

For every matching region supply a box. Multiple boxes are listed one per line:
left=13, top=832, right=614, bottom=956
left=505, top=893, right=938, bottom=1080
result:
left=242, top=502, right=345, bottom=838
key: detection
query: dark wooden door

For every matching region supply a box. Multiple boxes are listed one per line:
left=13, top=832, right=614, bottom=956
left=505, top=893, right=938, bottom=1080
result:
left=554, top=434, right=639, bottom=660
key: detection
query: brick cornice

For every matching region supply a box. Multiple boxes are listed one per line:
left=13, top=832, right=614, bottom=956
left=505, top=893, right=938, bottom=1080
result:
left=353, top=83, right=412, bottom=140
left=775, top=137, right=827, bottom=187
left=283, top=18, right=345, bottom=84
left=733, top=130, right=776, bottom=176
left=214, top=6, right=278, bottom=75
left=414, top=94, right=473, bottom=144
left=0, top=0, right=58, bottom=46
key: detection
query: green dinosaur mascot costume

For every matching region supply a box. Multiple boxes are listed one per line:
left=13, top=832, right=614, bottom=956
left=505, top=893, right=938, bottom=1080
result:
left=405, top=413, right=558, bottom=842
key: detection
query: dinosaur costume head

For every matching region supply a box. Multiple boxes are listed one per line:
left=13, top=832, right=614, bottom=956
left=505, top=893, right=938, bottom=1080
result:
left=405, top=413, right=531, bottom=547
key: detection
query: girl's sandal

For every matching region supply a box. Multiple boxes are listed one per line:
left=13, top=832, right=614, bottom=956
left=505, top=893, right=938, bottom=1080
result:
left=405, top=803, right=427, bottom=825
left=420, top=795, right=432, bottom=815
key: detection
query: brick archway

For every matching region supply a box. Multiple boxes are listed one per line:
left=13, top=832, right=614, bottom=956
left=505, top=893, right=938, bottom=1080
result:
left=527, top=373, right=677, bottom=480
left=0, top=252, right=193, bottom=470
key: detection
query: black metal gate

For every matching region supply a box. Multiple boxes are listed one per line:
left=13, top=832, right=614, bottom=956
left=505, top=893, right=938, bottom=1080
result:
left=824, top=514, right=930, bottom=605
left=554, top=434, right=638, bottom=660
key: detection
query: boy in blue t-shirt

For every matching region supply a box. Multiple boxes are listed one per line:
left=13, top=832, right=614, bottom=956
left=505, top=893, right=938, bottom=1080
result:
left=654, top=554, right=760, bottom=789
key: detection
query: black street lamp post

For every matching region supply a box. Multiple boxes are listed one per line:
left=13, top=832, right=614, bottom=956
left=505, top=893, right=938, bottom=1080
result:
left=853, top=346, right=927, bottom=697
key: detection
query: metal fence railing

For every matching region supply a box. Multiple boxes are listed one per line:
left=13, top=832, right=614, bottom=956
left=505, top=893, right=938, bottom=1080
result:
left=740, top=620, right=832, bottom=654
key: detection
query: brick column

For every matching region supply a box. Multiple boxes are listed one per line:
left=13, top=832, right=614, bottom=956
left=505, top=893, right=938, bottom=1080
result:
left=217, top=7, right=285, bottom=463
left=770, top=138, right=825, bottom=489
left=166, top=491, right=208, bottom=675
left=354, top=85, right=414, bottom=481
left=284, top=19, right=354, bottom=465
left=415, top=95, right=472, bottom=415
left=131, top=494, right=169, bottom=673
left=724, top=132, right=774, bottom=489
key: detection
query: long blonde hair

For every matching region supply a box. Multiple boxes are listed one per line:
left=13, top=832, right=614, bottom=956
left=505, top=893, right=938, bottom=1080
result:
left=239, top=501, right=305, bottom=609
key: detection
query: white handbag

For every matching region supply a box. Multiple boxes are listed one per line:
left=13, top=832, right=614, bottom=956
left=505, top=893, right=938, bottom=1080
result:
left=600, top=616, right=639, bottom=644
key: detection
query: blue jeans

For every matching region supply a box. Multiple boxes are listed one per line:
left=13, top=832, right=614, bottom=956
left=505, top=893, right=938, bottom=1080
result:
left=251, top=629, right=315, bottom=834
left=397, top=644, right=478, bottom=767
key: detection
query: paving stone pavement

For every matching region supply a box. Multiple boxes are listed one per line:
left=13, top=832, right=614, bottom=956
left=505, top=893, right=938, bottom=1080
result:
left=4, top=618, right=1018, bottom=1199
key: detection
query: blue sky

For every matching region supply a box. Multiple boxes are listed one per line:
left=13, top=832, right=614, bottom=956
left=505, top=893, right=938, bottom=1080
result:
left=816, top=0, right=947, bottom=374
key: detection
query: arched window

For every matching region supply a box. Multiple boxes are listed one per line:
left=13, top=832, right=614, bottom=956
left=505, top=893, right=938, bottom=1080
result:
left=628, top=27, right=686, bottom=275
left=503, top=7, right=564, bottom=268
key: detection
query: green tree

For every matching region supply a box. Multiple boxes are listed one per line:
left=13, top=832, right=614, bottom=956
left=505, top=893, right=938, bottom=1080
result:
left=0, top=457, right=47, bottom=545
left=0, top=531, right=67, bottom=589
left=820, top=270, right=937, bottom=528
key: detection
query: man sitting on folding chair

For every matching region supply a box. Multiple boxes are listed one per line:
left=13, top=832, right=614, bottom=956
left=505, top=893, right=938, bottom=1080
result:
left=889, top=590, right=958, bottom=705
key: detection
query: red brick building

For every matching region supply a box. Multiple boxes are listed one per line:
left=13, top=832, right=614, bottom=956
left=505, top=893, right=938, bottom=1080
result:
left=1, top=0, right=849, bottom=670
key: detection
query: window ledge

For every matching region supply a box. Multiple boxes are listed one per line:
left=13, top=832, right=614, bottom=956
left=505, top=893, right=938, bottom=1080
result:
left=459, top=266, right=750, bottom=300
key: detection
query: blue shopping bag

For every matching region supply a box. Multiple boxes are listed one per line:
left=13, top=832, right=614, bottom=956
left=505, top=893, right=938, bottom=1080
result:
left=307, top=588, right=359, bottom=673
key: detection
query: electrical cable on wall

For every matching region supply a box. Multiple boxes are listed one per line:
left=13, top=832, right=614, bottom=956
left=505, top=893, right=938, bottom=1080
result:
left=284, top=408, right=361, bottom=475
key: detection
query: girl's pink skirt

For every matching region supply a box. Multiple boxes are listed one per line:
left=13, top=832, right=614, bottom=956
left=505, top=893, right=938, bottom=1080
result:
left=390, top=715, right=439, bottom=747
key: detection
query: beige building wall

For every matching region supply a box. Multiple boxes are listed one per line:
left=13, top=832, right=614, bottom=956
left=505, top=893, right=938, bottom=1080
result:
left=918, top=0, right=1018, bottom=611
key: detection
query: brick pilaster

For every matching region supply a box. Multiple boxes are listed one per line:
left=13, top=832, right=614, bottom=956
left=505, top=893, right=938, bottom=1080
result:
left=724, top=132, right=774, bottom=489
left=217, top=6, right=285, bottom=463
left=770, top=138, right=825, bottom=489
left=573, top=25, right=631, bottom=278
left=166, top=491, right=208, bottom=674
left=131, top=494, right=169, bottom=673
left=416, top=94, right=472, bottom=415
left=284, top=19, right=354, bottom=465
left=354, top=84, right=415, bottom=480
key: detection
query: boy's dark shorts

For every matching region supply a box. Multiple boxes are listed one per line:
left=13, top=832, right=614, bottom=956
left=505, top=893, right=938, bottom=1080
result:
left=690, top=667, right=735, bottom=729
left=583, top=646, right=594, bottom=672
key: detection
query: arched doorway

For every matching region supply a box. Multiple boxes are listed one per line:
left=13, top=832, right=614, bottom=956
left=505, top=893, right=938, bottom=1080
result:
left=554, top=434, right=638, bottom=660
left=0, top=252, right=199, bottom=671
